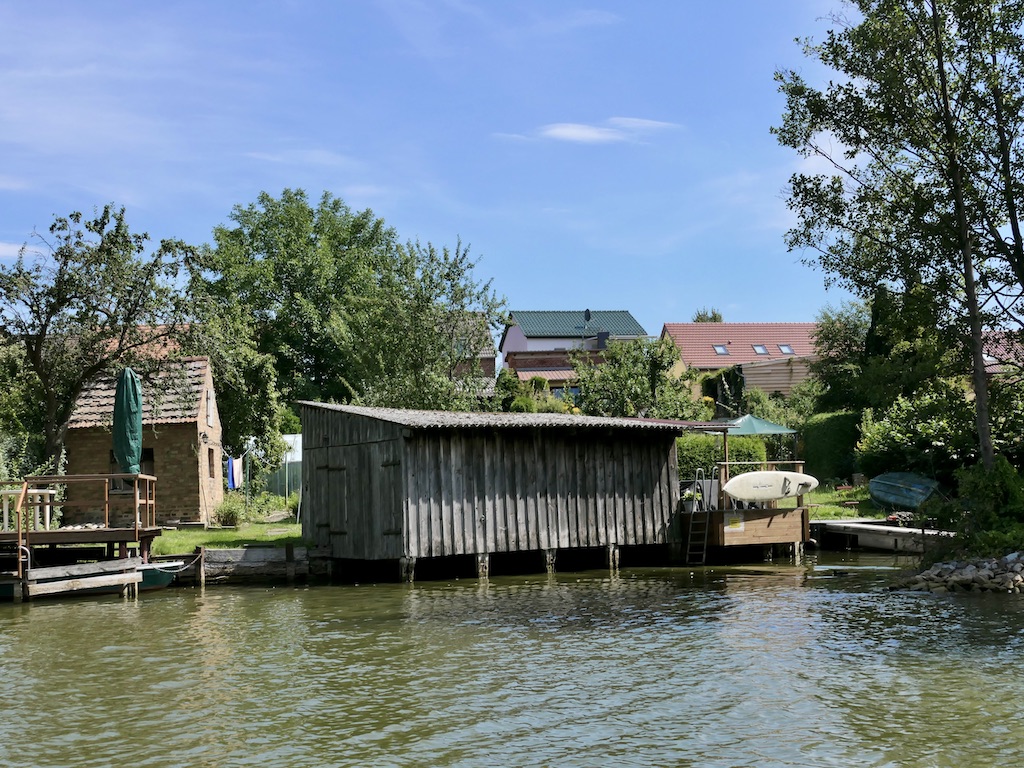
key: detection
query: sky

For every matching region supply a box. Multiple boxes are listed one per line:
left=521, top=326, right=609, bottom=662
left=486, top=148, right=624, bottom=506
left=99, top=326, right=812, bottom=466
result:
left=0, top=0, right=852, bottom=338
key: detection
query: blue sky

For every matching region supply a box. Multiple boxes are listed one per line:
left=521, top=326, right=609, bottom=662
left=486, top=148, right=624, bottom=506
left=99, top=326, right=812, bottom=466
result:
left=0, top=0, right=849, bottom=337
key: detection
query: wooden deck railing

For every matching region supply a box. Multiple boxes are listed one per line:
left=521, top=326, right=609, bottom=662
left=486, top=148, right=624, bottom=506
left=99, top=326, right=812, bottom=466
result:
left=9, top=474, right=157, bottom=578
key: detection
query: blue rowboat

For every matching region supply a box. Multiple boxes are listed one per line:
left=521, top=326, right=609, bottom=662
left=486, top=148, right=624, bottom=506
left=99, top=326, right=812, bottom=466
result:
left=869, top=472, right=940, bottom=510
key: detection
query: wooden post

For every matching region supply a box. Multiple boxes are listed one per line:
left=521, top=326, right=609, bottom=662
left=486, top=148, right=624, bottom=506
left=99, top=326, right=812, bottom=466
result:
left=606, top=544, right=619, bottom=572
left=197, top=546, right=206, bottom=587
left=399, top=556, right=416, bottom=583
left=476, top=553, right=489, bottom=579
left=285, top=543, right=295, bottom=584
left=544, top=548, right=556, bottom=574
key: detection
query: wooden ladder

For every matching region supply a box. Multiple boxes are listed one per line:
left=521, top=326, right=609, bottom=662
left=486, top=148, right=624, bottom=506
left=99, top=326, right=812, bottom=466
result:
left=685, top=469, right=712, bottom=566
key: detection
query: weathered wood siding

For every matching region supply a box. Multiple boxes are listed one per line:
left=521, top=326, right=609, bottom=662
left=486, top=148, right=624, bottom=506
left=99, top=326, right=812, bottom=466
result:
left=302, top=407, right=406, bottom=561
left=302, top=405, right=681, bottom=561
left=403, top=429, right=678, bottom=558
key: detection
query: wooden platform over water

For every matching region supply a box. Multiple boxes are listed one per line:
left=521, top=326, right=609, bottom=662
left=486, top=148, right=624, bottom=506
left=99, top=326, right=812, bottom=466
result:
left=814, top=520, right=955, bottom=553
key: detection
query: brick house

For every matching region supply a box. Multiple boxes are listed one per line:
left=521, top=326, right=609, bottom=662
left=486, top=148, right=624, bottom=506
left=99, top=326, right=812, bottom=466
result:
left=661, top=322, right=818, bottom=398
left=64, top=357, right=224, bottom=526
left=499, top=310, right=649, bottom=393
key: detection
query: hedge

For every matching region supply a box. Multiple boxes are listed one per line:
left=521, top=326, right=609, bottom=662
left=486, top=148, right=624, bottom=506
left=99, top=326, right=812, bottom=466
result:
left=677, top=433, right=767, bottom=483
left=802, top=410, right=861, bottom=483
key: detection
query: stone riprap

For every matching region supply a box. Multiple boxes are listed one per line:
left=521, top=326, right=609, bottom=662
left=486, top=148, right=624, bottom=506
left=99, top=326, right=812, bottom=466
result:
left=898, top=552, right=1024, bottom=593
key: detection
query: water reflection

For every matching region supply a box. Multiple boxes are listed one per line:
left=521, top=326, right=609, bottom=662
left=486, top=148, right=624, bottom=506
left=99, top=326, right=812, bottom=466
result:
left=0, top=553, right=1022, bottom=767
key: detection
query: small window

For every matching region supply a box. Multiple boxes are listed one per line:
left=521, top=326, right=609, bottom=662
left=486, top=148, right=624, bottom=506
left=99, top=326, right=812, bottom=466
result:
left=778, top=344, right=794, bottom=355
left=208, top=448, right=216, bottom=479
left=713, top=344, right=729, bottom=355
left=752, top=344, right=769, bottom=355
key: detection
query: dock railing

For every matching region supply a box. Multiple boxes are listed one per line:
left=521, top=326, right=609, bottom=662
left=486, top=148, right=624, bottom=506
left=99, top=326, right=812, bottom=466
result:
left=10, top=474, right=157, bottom=579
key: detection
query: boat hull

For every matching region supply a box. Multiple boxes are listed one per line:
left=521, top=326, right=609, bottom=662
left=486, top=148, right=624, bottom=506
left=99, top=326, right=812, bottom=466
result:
left=869, top=472, right=939, bottom=510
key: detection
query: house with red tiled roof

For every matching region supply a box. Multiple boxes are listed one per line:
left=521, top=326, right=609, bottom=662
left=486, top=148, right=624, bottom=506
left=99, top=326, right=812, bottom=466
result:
left=500, top=310, right=649, bottom=393
left=63, top=357, right=224, bottom=526
left=661, top=322, right=818, bottom=397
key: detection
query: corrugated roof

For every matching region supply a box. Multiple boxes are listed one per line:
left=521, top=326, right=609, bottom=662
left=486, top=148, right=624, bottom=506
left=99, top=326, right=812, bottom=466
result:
left=69, top=357, right=210, bottom=429
left=661, top=322, right=817, bottom=369
left=299, top=402, right=724, bottom=432
left=508, top=310, right=648, bottom=339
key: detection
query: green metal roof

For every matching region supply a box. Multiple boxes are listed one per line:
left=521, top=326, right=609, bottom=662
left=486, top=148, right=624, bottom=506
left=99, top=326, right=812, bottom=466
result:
left=509, top=310, right=647, bottom=338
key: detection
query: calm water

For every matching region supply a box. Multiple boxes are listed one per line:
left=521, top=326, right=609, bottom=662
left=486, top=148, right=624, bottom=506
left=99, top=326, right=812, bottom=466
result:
left=2, top=552, right=1023, bottom=768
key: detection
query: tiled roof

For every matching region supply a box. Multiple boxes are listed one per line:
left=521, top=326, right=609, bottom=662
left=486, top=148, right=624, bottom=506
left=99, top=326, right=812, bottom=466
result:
left=68, top=357, right=211, bottom=429
left=508, top=310, right=648, bottom=339
left=299, top=402, right=723, bottom=432
left=661, top=322, right=817, bottom=369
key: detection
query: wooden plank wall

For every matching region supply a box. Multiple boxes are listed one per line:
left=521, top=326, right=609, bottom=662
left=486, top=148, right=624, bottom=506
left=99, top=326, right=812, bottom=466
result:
left=301, top=407, right=405, bottom=561
left=404, top=428, right=679, bottom=559
left=302, top=405, right=682, bottom=562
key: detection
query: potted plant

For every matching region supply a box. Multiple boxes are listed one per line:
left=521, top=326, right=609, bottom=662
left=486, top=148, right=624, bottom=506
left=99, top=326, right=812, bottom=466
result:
left=681, top=488, right=697, bottom=513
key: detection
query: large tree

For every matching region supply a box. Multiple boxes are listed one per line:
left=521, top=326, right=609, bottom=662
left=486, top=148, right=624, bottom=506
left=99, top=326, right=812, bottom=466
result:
left=775, top=0, right=1024, bottom=470
left=570, top=337, right=711, bottom=420
left=0, top=206, right=196, bottom=466
left=190, top=189, right=505, bottom=415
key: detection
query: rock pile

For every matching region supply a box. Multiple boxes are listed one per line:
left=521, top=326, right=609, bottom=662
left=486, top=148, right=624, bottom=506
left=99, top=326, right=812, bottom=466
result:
left=898, top=552, right=1024, bottom=593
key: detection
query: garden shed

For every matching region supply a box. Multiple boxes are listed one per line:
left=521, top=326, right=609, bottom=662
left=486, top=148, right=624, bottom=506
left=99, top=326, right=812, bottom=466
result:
left=300, top=403, right=705, bottom=579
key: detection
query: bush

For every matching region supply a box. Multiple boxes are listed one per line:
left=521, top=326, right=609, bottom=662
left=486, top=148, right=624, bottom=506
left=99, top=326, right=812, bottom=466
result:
left=856, top=380, right=977, bottom=485
left=214, top=491, right=289, bottom=526
left=803, top=411, right=861, bottom=482
left=677, top=434, right=767, bottom=483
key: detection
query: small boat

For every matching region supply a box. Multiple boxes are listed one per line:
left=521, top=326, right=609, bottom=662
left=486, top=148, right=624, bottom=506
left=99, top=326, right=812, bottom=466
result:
left=0, top=559, right=185, bottom=600
left=869, top=472, right=940, bottom=510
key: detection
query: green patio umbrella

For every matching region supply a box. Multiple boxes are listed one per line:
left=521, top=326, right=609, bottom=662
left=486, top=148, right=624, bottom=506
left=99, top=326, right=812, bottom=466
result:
left=723, top=414, right=796, bottom=435
left=113, top=367, right=143, bottom=474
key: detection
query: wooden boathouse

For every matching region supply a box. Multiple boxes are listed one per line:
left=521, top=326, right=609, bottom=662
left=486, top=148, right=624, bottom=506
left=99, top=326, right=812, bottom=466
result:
left=300, top=404, right=710, bottom=580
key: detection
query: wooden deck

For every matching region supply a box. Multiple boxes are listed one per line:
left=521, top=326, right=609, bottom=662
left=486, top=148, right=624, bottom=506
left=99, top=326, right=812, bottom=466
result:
left=0, top=473, right=163, bottom=600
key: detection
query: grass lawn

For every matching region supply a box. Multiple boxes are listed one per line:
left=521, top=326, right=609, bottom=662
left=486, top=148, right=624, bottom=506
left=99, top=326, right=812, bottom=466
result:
left=152, top=520, right=305, bottom=556
left=778, top=483, right=883, bottom=520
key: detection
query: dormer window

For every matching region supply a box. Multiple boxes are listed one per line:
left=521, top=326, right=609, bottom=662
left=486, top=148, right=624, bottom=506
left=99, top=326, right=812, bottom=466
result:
left=752, top=344, right=769, bottom=355
left=778, top=344, right=794, bottom=355
left=713, top=344, right=729, bottom=355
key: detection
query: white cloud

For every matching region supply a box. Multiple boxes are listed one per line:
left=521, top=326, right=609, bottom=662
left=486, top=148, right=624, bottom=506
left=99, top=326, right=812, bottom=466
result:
left=539, top=123, right=627, bottom=144
left=244, top=148, right=362, bottom=170
left=537, top=117, right=678, bottom=144
left=0, top=242, right=24, bottom=260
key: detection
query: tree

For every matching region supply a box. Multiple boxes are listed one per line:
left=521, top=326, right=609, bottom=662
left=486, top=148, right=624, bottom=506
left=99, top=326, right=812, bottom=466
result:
left=692, top=307, right=723, bottom=323
left=570, top=337, right=711, bottom=420
left=190, top=189, right=506, bottom=415
left=0, top=205, right=196, bottom=466
left=774, top=0, right=1024, bottom=470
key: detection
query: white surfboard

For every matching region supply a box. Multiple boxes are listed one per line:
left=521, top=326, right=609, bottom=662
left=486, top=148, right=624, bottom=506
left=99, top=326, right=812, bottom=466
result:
left=722, top=471, right=818, bottom=502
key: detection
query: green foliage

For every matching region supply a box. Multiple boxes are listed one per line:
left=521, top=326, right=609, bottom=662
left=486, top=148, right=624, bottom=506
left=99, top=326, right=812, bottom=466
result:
left=774, top=1, right=1024, bottom=467
left=691, top=307, right=723, bottom=323
left=810, top=301, right=870, bottom=411
left=572, top=337, right=711, bottom=420
left=214, top=491, right=290, bottom=527
left=191, top=189, right=505, bottom=417
left=954, top=457, right=1024, bottom=532
left=856, top=380, right=977, bottom=485
left=676, top=434, right=767, bottom=483
left=0, top=205, right=197, bottom=464
left=802, top=411, right=861, bottom=483
left=508, top=394, right=537, bottom=413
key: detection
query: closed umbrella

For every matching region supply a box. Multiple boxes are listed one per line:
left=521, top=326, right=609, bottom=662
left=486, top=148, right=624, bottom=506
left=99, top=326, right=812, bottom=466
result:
left=113, top=367, right=143, bottom=474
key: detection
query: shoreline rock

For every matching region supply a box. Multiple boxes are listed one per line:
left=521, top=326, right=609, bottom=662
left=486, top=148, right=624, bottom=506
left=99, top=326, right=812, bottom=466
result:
left=895, top=551, right=1024, bottom=593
